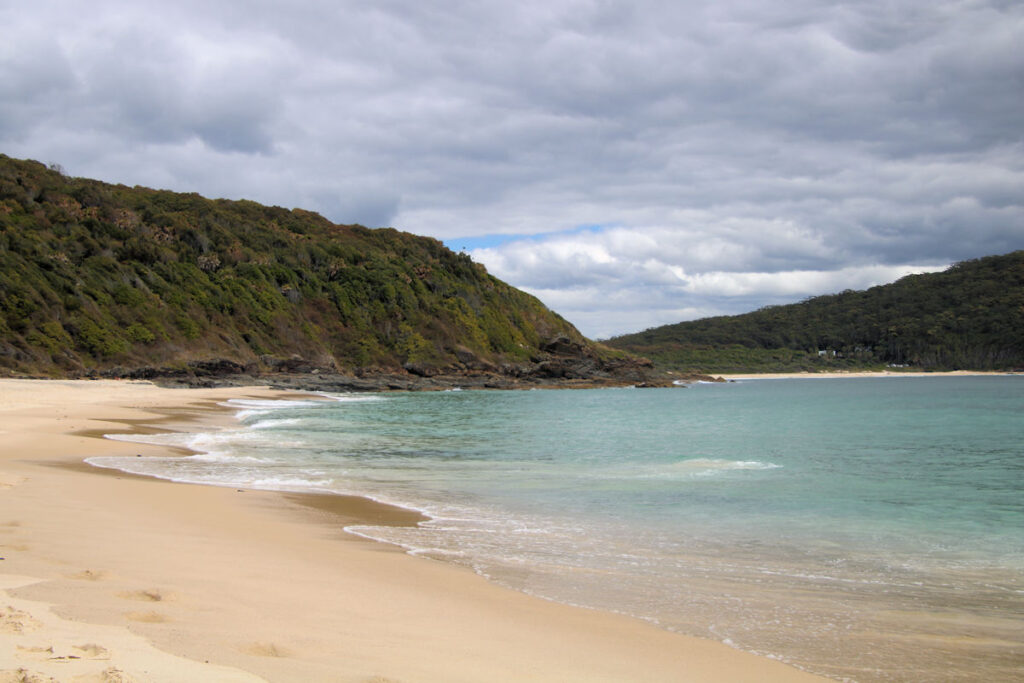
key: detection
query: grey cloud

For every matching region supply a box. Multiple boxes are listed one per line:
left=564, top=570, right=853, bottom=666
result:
left=2, top=5, right=285, bottom=156
left=2, top=0, right=1022, bottom=335
left=80, top=30, right=282, bottom=153
left=308, top=188, right=401, bottom=229
left=0, top=29, right=76, bottom=138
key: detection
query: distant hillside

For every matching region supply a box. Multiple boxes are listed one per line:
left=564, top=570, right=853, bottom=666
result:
left=0, top=155, right=643, bottom=385
left=608, top=252, right=1024, bottom=373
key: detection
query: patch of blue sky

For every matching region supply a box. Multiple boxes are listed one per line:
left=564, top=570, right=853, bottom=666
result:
left=443, top=224, right=615, bottom=252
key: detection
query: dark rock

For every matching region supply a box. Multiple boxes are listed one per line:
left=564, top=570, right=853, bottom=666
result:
left=260, top=355, right=318, bottom=373
left=403, top=362, right=441, bottom=377
left=499, top=363, right=532, bottom=378
left=542, top=335, right=585, bottom=356
left=454, top=347, right=478, bottom=364
left=188, top=359, right=248, bottom=376
left=635, top=380, right=677, bottom=388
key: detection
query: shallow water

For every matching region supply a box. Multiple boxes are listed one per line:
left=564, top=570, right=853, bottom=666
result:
left=91, top=377, right=1024, bottom=681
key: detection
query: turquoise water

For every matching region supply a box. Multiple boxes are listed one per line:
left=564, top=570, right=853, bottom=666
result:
left=92, top=377, right=1024, bottom=681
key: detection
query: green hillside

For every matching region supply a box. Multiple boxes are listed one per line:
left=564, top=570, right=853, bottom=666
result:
left=608, top=252, right=1024, bottom=373
left=0, top=155, right=635, bottom=383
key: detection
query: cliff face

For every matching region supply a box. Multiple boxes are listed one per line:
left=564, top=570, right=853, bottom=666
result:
left=0, top=155, right=649, bottom=388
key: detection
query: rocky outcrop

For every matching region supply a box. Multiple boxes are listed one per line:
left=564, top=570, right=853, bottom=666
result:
left=109, top=335, right=718, bottom=391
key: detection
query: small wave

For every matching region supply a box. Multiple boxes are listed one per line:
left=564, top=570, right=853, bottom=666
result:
left=222, top=398, right=322, bottom=408
left=187, top=452, right=270, bottom=463
left=243, top=476, right=334, bottom=489
left=598, top=458, right=783, bottom=481
left=678, top=458, right=782, bottom=472
left=316, top=392, right=386, bottom=402
left=103, top=431, right=238, bottom=453
left=85, top=455, right=334, bottom=491
left=344, top=526, right=469, bottom=558
left=233, top=409, right=271, bottom=420
left=220, top=398, right=323, bottom=420
left=104, top=432, right=187, bottom=446
left=248, top=417, right=303, bottom=430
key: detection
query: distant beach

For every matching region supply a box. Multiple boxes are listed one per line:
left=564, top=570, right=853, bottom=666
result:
left=0, top=378, right=823, bottom=682
left=716, top=369, right=1013, bottom=380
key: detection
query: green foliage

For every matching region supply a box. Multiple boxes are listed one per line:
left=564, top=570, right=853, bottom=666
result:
left=0, top=154, right=585, bottom=375
left=112, top=284, right=146, bottom=307
left=26, top=320, right=73, bottom=355
left=609, top=253, right=1024, bottom=373
left=72, top=315, right=130, bottom=358
left=125, top=323, right=156, bottom=344
left=396, top=323, right=436, bottom=364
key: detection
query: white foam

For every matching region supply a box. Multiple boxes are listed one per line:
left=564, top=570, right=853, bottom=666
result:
left=85, top=454, right=334, bottom=491
left=315, top=392, right=386, bottom=402
left=233, top=409, right=269, bottom=420
left=104, top=432, right=186, bottom=446
left=243, top=476, right=334, bottom=489
left=217, top=398, right=322, bottom=421
left=248, top=417, right=303, bottom=430
left=186, top=452, right=269, bottom=463
left=221, top=398, right=322, bottom=409
left=596, top=458, right=782, bottom=481
left=104, top=431, right=232, bottom=453
left=679, top=458, right=782, bottom=472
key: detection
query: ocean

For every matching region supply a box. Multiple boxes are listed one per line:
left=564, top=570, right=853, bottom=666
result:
left=90, top=376, right=1024, bottom=681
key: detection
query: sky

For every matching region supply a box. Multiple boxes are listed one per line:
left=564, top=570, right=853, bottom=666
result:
left=3, top=1, right=1022, bottom=338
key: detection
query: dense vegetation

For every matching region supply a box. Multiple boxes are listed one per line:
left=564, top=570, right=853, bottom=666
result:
left=608, top=252, right=1024, bottom=373
left=0, top=155, right=596, bottom=377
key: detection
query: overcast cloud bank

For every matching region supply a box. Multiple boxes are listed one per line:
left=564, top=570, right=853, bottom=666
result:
left=3, top=0, right=1022, bottom=337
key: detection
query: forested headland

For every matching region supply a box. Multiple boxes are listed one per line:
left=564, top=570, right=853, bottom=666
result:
left=607, top=252, right=1024, bottom=373
left=0, top=155, right=648, bottom=388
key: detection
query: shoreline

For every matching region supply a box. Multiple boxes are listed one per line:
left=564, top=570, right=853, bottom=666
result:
left=715, top=369, right=1014, bottom=380
left=0, top=378, right=825, bottom=682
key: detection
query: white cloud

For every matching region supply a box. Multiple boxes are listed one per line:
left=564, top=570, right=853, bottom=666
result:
left=473, top=229, right=948, bottom=337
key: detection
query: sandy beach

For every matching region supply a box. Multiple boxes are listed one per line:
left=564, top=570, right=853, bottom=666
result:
left=0, top=378, right=826, bottom=682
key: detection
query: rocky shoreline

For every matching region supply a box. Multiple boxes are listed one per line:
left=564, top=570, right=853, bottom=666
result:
left=32, top=336, right=723, bottom=391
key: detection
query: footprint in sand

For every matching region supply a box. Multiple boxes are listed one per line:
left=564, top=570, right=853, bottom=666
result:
left=33, top=643, right=110, bottom=662
left=17, top=641, right=111, bottom=665
left=14, top=645, right=53, bottom=661
left=124, top=611, right=167, bottom=623
left=116, top=589, right=166, bottom=603
left=0, top=522, right=27, bottom=553
left=0, top=606, right=42, bottom=634
left=14, top=643, right=100, bottom=664
left=0, top=475, right=26, bottom=489
left=73, top=643, right=111, bottom=660
left=71, top=668, right=137, bottom=683
left=0, top=669, right=59, bottom=683
left=241, top=642, right=291, bottom=658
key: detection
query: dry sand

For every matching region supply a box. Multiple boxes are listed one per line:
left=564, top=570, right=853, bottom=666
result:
left=0, top=378, right=825, bottom=682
